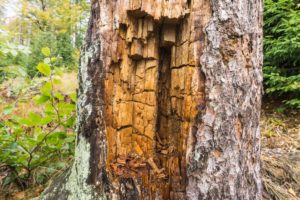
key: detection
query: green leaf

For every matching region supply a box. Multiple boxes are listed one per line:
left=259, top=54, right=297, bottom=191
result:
left=34, top=127, right=42, bottom=134
left=47, top=132, right=67, bottom=144
left=33, top=95, right=50, bottom=104
left=51, top=57, right=57, bottom=62
left=28, top=112, right=41, bottom=125
left=9, top=142, right=18, bottom=150
left=18, top=117, right=34, bottom=126
left=53, top=78, right=62, bottom=85
left=65, top=136, right=75, bottom=143
left=63, top=116, right=76, bottom=128
left=41, top=47, right=51, bottom=57
left=37, top=63, right=51, bottom=76
left=17, top=112, right=41, bottom=127
left=45, top=103, right=55, bottom=114
left=54, top=67, right=63, bottom=77
left=3, top=177, right=13, bottom=186
left=57, top=103, right=76, bottom=116
left=40, top=116, right=53, bottom=125
left=69, top=93, right=77, bottom=102
left=3, top=106, right=14, bottom=115
left=37, top=133, right=47, bottom=142
left=40, top=82, right=52, bottom=96
left=54, top=92, right=64, bottom=101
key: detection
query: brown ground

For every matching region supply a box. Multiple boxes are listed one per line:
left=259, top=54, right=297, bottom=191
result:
left=261, top=109, right=300, bottom=200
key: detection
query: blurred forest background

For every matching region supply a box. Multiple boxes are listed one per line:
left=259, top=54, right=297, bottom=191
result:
left=0, top=0, right=299, bottom=199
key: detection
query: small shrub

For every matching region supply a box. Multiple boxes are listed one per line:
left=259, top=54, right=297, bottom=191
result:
left=0, top=48, right=76, bottom=192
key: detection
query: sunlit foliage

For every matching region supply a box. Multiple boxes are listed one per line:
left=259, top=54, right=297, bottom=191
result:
left=0, top=0, right=89, bottom=79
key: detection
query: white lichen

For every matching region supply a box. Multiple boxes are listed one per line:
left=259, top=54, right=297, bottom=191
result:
left=65, top=135, right=93, bottom=200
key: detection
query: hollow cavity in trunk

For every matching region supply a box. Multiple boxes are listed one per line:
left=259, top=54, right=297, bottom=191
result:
left=104, top=5, right=201, bottom=200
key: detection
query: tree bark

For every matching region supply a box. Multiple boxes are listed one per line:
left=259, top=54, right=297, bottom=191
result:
left=40, top=0, right=263, bottom=199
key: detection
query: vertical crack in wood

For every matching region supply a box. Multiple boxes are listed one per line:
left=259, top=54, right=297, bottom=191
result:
left=103, top=1, right=203, bottom=199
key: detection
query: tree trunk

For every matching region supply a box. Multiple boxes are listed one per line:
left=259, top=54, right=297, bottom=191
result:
left=40, top=0, right=263, bottom=199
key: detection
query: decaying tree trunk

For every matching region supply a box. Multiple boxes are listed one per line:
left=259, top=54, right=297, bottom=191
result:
left=40, top=0, right=263, bottom=199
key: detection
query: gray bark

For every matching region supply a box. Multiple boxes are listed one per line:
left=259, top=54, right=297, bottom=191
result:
left=186, top=0, right=263, bottom=199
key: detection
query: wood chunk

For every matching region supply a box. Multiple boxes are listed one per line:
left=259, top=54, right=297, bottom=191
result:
left=146, top=17, right=154, bottom=33
left=118, top=127, right=133, bottom=156
left=130, top=0, right=142, bottom=11
left=117, top=156, right=127, bottom=165
left=144, top=104, right=155, bottom=121
left=133, top=93, right=145, bottom=104
left=161, top=24, right=176, bottom=47
left=120, top=54, right=133, bottom=83
left=183, top=95, right=192, bottom=120
left=144, top=123, right=154, bottom=139
left=115, top=38, right=126, bottom=63
left=127, top=0, right=147, bottom=17
left=171, top=46, right=176, bottom=68
left=136, top=60, right=145, bottom=78
left=126, top=18, right=138, bottom=43
left=133, top=141, right=144, bottom=156
left=144, top=36, right=158, bottom=59
left=107, top=126, right=117, bottom=161
left=111, top=38, right=119, bottom=63
left=174, top=42, right=189, bottom=67
left=135, top=61, right=146, bottom=93
left=145, top=67, right=157, bottom=90
left=118, top=102, right=133, bottom=128
left=147, top=157, right=164, bottom=175
left=162, top=0, right=189, bottom=21
left=152, top=1, right=163, bottom=21
left=145, top=60, right=157, bottom=69
left=160, top=149, right=168, bottom=155
left=142, top=19, right=148, bottom=40
left=175, top=45, right=182, bottom=67
left=184, top=66, right=194, bottom=95
left=171, top=97, right=177, bottom=114
left=182, top=42, right=189, bottom=66
left=134, top=91, right=155, bottom=106
left=130, top=39, right=143, bottom=60
left=180, top=17, right=191, bottom=44
left=128, top=159, right=146, bottom=169
left=133, top=114, right=144, bottom=134
left=188, top=42, right=196, bottom=65
left=144, top=91, right=155, bottom=106
left=179, top=68, right=186, bottom=91
left=171, top=68, right=183, bottom=97
left=138, top=19, right=143, bottom=38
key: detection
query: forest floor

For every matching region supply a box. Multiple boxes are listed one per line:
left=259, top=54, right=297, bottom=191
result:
left=0, top=73, right=299, bottom=200
left=261, top=106, right=300, bottom=200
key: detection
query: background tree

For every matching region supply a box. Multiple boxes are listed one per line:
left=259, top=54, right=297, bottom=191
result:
left=264, top=0, right=300, bottom=109
left=41, top=0, right=263, bottom=199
